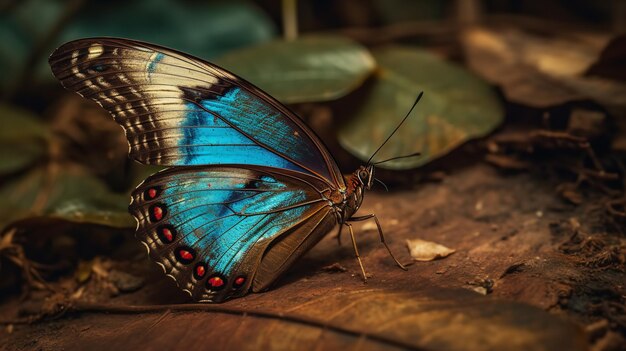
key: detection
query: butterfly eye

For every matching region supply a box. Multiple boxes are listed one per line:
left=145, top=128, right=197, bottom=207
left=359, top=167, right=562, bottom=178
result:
left=358, top=170, right=368, bottom=181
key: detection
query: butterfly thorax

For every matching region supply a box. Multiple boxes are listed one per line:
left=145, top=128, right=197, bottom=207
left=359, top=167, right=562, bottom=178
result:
left=337, top=165, right=374, bottom=223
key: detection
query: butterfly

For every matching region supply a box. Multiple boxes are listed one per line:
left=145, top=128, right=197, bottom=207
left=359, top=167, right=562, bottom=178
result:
left=49, top=38, right=418, bottom=303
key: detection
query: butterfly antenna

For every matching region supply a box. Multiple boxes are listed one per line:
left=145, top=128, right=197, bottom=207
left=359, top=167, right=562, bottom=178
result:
left=367, top=92, right=424, bottom=165
left=373, top=152, right=422, bottom=165
left=374, top=177, right=389, bottom=192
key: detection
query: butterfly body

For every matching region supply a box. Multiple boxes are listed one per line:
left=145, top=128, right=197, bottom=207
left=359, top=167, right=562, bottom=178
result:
left=49, top=38, right=399, bottom=303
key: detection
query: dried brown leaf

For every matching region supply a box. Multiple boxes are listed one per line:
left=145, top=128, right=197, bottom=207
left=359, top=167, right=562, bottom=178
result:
left=406, top=238, right=455, bottom=261
left=462, top=27, right=626, bottom=108
left=3, top=288, right=587, bottom=351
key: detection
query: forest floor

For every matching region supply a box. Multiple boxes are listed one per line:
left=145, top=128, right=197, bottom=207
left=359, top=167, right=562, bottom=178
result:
left=1, top=158, right=624, bottom=351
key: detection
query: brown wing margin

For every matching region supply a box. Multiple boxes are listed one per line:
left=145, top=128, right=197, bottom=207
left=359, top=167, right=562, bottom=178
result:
left=252, top=206, right=337, bottom=292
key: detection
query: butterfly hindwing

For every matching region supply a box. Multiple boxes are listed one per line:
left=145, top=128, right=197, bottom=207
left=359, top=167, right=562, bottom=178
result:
left=129, top=165, right=335, bottom=302
left=48, top=38, right=343, bottom=187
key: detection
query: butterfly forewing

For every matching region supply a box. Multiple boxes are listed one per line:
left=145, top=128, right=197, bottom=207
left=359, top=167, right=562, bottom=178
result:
left=48, top=38, right=344, bottom=188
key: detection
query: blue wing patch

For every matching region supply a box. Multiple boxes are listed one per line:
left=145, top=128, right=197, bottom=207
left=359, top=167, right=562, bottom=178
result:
left=130, top=166, right=333, bottom=302
left=177, top=95, right=306, bottom=173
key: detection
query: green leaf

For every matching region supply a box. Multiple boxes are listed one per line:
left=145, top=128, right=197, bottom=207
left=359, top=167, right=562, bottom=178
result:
left=57, top=0, right=275, bottom=59
left=372, top=0, right=446, bottom=23
left=0, top=104, right=49, bottom=175
left=339, top=47, right=503, bottom=169
left=129, top=164, right=166, bottom=190
left=16, top=0, right=277, bottom=88
left=0, top=143, right=45, bottom=175
left=216, top=35, right=376, bottom=103
left=0, top=0, right=64, bottom=91
left=0, top=165, right=133, bottom=230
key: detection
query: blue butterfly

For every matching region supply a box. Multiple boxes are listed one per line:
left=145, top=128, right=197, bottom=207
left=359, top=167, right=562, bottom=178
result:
left=49, top=38, right=413, bottom=302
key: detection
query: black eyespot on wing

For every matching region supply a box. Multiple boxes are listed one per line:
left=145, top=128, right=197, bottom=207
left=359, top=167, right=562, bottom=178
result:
left=149, top=203, right=167, bottom=222
left=175, top=247, right=196, bottom=265
left=89, top=64, right=108, bottom=72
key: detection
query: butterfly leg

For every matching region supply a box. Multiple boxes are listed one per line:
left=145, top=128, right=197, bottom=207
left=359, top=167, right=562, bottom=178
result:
left=348, top=214, right=408, bottom=271
left=334, top=225, right=343, bottom=246
left=346, top=223, right=368, bottom=282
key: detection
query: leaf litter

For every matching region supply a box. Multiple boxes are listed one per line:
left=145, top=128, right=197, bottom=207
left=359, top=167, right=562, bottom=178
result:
left=405, top=238, right=456, bottom=261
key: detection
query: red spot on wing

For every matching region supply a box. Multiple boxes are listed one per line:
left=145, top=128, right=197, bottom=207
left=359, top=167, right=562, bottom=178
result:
left=153, top=206, right=163, bottom=221
left=157, top=225, right=176, bottom=244
left=234, top=276, right=245, bottom=287
left=176, top=247, right=196, bottom=264
left=195, top=265, right=206, bottom=278
left=208, top=276, right=224, bottom=288
left=162, top=227, right=173, bottom=242
left=179, top=249, right=193, bottom=261
left=144, top=187, right=161, bottom=200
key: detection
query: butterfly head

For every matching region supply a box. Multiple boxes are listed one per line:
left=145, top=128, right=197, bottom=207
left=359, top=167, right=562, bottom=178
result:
left=356, top=165, right=375, bottom=190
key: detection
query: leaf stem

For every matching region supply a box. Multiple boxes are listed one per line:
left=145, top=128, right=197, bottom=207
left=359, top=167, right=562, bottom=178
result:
left=282, top=0, right=298, bottom=41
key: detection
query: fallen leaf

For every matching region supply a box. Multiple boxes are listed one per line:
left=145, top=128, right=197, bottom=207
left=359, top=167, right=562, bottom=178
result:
left=339, top=46, right=503, bottom=169
left=4, top=288, right=587, bottom=351
left=216, top=35, right=375, bottom=103
left=462, top=27, right=626, bottom=108
left=0, top=104, right=49, bottom=175
left=75, top=261, right=93, bottom=284
left=0, top=164, right=133, bottom=230
left=466, top=278, right=495, bottom=295
left=586, top=34, right=626, bottom=82
left=406, top=238, right=456, bottom=261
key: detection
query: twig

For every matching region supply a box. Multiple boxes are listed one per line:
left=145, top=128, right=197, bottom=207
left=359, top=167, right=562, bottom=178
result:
left=282, top=0, right=298, bottom=41
left=0, top=228, right=56, bottom=294
left=531, top=130, right=606, bottom=173
left=606, top=198, right=626, bottom=218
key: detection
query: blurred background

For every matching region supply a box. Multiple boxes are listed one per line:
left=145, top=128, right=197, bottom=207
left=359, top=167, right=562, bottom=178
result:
left=1, top=1, right=625, bottom=348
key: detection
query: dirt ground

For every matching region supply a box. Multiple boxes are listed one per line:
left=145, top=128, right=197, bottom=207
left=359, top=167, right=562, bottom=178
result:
left=1, top=159, right=623, bottom=351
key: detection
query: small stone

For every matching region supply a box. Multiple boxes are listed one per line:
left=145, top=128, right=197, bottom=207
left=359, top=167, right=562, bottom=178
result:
left=108, top=270, right=144, bottom=293
left=475, top=201, right=484, bottom=211
left=322, top=262, right=347, bottom=273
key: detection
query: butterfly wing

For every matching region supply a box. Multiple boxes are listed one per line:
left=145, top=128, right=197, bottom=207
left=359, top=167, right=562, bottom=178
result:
left=48, top=38, right=344, bottom=188
left=130, top=165, right=336, bottom=302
